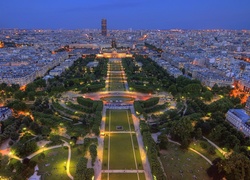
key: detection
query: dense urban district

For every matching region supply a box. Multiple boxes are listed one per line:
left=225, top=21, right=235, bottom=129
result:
left=0, top=28, right=250, bottom=180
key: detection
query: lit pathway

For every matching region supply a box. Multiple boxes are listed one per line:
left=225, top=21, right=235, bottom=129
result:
left=202, top=136, right=227, bottom=156
left=27, top=144, right=63, bottom=159
left=62, top=140, right=74, bottom=180
left=25, top=141, right=74, bottom=180
left=152, top=133, right=213, bottom=166
left=126, top=110, right=140, bottom=180
left=97, top=59, right=152, bottom=180
left=93, top=106, right=106, bottom=180
left=189, top=148, right=212, bottom=165
left=8, top=153, right=22, bottom=161
left=130, top=106, right=153, bottom=180
left=102, top=170, right=145, bottom=173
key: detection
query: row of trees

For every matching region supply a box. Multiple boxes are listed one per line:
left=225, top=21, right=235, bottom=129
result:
left=75, top=157, right=94, bottom=180
left=122, top=56, right=175, bottom=93
left=134, top=97, right=167, bottom=115
left=130, top=56, right=250, bottom=178
left=140, top=121, right=166, bottom=180
left=0, top=154, right=37, bottom=179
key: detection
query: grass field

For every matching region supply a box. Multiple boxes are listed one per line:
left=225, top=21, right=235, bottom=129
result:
left=109, top=133, right=137, bottom=169
left=108, top=62, right=126, bottom=91
left=108, top=75, right=125, bottom=91
left=109, top=62, right=123, bottom=71
left=106, top=110, right=132, bottom=131
left=32, top=147, right=69, bottom=180
left=70, top=144, right=88, bottom=177
left=160, top=143, right=210, bottom=180
left=108, top=82, right=125, bottom=91
left=102, top=109, right=143, bottom=179
left=101, top=173, right=146, bottom=180
left=189, top=140, right=225, bottom=160
left=109, top=73, right=124, bottom=78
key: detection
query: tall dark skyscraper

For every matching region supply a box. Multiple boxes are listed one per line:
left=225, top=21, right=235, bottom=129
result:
left=101, top=19, right=107, bottom=36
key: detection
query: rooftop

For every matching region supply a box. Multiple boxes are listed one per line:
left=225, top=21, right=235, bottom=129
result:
left=229, top=109, right=250, bottom=123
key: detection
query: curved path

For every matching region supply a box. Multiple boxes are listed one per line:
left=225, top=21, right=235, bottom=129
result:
left=202, top=136, right=227, bottom=156
left=62, top=140, right=74, bottom=180
left=169, top=139, right=212, bottom=165
left=152, top=133, right=213, bottom=165
left=26, top=141, right=73, bottom=180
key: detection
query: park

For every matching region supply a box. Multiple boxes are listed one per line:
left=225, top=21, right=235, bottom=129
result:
left=1, top=54, right=248, bottom=180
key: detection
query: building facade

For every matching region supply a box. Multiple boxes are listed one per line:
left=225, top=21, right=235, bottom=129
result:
left=245, top=96, right=250, bottom=113
left=0, top=107, right=12, bottom=121
left=226, top=109, right=250, bottom=136
left=101, top=19, right=107, bottom=36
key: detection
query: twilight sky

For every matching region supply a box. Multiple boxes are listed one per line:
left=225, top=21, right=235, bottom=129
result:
left=1, top=0, right=250, bottom=30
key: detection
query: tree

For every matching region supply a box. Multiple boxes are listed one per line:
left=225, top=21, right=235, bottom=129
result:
left=194, top=127, right=203, bottom=139
left=89, top=144, right=97, bottom=166
left=7, top=100, right=28, bottom=111
left=0, top=154, right=9, bottom=169
left=168, top=84, right=178, bottom=96
left=75, top=157, right=88, bottom=179
left=207, top=158, right=225, bottom=179
left=29, top=122, right=41, bottom=134
left=27, top=91, right=35, bottom=101
left=157, top=134, right=168, bottom=150
left=185, top=83, right=202, bottom=96
left=203, top=91, right=213, bottom=101
left=218, top=153, right=250, bottom=180
left=10, top=132, right=20, bottom=141
left=41, top=126, right=51, bottom=136
left=11, top=140, right=38, bottom=157
left=170, top=118, right=193, bottom=148
left=212, top=84, right=220, bottom=93
left=14, top=90, right=26, bottom=100
left=26, top=83, right=36, bottom=92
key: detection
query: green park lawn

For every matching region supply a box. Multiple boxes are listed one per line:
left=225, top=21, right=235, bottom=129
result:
left=109, top=63, right=123, bottom=71
left=106, top=110, right=134, bottom=131
left=103, top=110, right=142, bottom=171
left=189, top=140, right=225, bottom=160
left=109, top=133, right=136, bottom=169
left=109, top=73, right=124, bottom=79
left=70, top=144, right=88, bottom=177
left=131, top=134, right=143, bottom=169
left=101, top=173, right=146, bottom=180
left=160, top=143, right=211, bottom=180
left=108, top=76, right=125, bottom=91
left=108, top=82, right=125, bottom=91
left=109, top=66, right=122, bottom=71
left=108, top=68, right=126, bottom=91
left=102, top=136, right=109, bottom=169
left=32, top=147, right=69, bottom=180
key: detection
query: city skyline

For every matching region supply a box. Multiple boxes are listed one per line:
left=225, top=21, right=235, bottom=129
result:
left=1, top=0, right=250, bottom=30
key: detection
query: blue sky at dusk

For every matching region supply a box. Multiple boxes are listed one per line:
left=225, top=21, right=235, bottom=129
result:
left=1, top=0, right=250, bottom=30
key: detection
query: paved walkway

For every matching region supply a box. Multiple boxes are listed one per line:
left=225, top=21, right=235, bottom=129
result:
left=130, top=106, right=153, bottom=180
left=203, top=136, right=227, bottom=156
left=25, top=141, right=73, bottom=180
left=26, top=144, right=63, bottom=159
left=62, top=140, right=74, bottom=180
left=94, top=59, right=152, bottom=180
left=189, top=148, right=212, bottom=165
left=102, top=170, right=145, bottom=173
